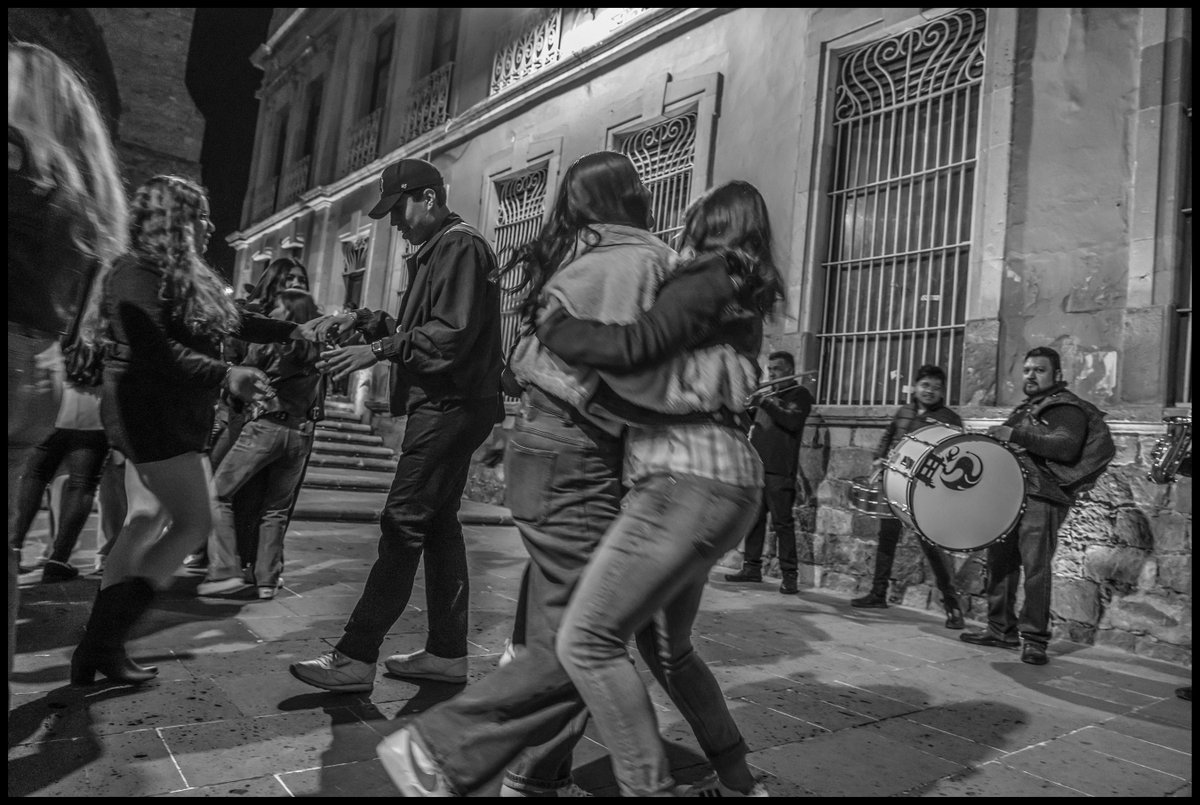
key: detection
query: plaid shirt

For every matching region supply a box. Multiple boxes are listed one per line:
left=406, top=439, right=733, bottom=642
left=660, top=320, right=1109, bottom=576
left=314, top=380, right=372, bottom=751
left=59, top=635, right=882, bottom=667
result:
left=625, top=422, right=763, bottom=488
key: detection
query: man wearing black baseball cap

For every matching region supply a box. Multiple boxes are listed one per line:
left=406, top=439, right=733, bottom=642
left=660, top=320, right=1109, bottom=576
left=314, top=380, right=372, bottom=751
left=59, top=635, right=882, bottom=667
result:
left=291, top=157, right=504, bottom=693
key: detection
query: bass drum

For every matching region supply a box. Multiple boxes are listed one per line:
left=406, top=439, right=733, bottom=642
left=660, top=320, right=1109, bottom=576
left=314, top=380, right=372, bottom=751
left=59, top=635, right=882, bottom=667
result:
left=882, top=423, right=1027, bottom=552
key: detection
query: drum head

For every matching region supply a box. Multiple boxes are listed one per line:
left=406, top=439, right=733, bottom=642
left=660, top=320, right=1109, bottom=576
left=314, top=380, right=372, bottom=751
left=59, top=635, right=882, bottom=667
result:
left=908, top=434, right=1026, bottom=551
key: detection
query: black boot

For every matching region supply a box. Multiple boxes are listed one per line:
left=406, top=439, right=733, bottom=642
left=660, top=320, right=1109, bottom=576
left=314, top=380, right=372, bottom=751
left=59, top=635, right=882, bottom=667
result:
left=70, top=578, right=159, bottom=685
left=724, top=565, right=763, bottom=583
left=851, top=586, right=888, bottom=608
left=943, top=596, right=965, bottom=630
left=779, top=573, right=799, bottom=595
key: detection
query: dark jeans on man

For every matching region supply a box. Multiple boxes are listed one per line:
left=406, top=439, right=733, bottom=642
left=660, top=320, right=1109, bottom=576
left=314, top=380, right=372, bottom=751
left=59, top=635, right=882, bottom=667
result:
left=335, top=395, right=498, bottom=664
left=410, top=387, right=624, bottom=794
left=983, top=496, right=1068, bottom=646
left=741, top=473, right=796, bottom=577
left=11, top=428, right=109, bottom=562
left=869, top=517, right=961, bottom=606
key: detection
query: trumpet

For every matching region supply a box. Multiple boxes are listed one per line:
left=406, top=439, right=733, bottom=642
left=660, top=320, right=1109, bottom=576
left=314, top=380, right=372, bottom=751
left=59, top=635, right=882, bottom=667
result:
left=744, top=371, right=814, bottom=406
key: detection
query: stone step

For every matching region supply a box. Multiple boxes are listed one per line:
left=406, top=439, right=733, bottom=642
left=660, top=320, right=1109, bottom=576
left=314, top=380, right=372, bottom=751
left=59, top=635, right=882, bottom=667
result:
left=303, top=469, right=392, bottom=492
left=313, top=429, right=384, bottom=447
left=316, top=419, right=374, bottom=434
left=311, top=440, right=395, bottom=459
left=323, top=408, right=362, bottom=422
left=290, top=488, right=513, bottom=526
left=308, top=453, right=397, bottom=472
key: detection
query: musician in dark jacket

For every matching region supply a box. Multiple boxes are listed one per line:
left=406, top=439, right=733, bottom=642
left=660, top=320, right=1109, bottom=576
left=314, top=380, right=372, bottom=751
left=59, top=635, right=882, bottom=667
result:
left=725, top=351, right=813, bottom=594
left=850, top=364, right=967, bottom=628
left=290, top=159, right=503, bottom=693
left=962, top=346, right=1097, bottom=666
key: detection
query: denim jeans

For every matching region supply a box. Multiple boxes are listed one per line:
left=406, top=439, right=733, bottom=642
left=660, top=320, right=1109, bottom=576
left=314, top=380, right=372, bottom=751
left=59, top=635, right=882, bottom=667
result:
left=209, top=418, right=314, bottom=587
left=984, top=496, right=1068, bottom=646
left=410, top=388, right=623, bottom=795
left=558, top=471, right=760, bottom=797
left=336, top=395, right=498, bottom=664
left=11, top=428, right=109, bottom=561
left=741, top=472, right=797, bottom=576
left=870, top=517, right=961, bottom=608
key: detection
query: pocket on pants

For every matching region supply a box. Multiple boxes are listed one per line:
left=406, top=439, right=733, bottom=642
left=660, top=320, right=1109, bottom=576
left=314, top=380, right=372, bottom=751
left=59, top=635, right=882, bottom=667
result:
left=505, top=441, right=556, bottom=524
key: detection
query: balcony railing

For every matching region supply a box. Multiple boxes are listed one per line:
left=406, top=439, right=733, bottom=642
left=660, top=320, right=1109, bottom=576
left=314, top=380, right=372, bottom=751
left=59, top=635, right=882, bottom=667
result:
left=341, top=107, right=383, bottom=176
left=399, top=62, right=454, bottom=144
left=491, top=8, right=562, bottom=95
left=278, top=155, right=312, bottom=209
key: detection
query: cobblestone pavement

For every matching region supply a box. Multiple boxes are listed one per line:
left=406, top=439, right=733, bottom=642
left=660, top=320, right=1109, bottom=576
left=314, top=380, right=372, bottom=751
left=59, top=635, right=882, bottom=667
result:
left=9, top=500, right=1192, bottom=797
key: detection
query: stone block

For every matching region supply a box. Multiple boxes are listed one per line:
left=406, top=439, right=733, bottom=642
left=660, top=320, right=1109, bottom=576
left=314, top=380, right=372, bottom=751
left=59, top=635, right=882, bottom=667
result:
left=826, top=448, right=874, bottom=480
left=1155, top=554, right=1192, bottom=596
left=1130, top=636, right=1192, bottom=665
left=1166, top=477, right=1192, bottom=514
left=1111, top=433, right=1140, bottom=467
left=1149, top=511, right=1192, bottom=553
left=1082, top=545, right=1149, bottom=587
left=1052, top=577, right=1101, bottom=625
left=1099, top=591, right=1187, bottom=634
left=1112, top=507, right=1154, bottom=549
left=899, top=584, right=934, bottom=609
left=816, top=507, right=853, bottom=536
left=1056, top=619, right=1098, bottom=644
left=1061, top=503, right=1116, bottom=545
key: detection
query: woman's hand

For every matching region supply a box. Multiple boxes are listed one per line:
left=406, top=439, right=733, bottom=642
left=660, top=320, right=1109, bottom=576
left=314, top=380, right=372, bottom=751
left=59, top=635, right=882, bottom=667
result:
left=224, top=366, right=273, bottom=403
left=298, top=312, right=355, bottom=343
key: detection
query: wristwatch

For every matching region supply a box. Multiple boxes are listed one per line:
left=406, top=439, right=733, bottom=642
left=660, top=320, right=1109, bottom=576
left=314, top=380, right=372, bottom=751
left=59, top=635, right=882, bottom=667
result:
left=370, top=339, right=387, bottom=362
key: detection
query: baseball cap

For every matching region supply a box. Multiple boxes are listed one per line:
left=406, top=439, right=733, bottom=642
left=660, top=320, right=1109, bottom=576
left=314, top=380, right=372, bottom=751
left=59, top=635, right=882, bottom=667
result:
left=368, top=158, right=444, bottom=219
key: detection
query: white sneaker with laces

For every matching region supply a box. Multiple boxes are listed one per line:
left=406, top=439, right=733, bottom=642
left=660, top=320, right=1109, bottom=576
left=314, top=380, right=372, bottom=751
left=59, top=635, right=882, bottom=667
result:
left=682, top=773, right=769, bottom=797
left=196, top=577, right=251, bottom=596
left=377, top=726, right=455, bottom=796
left=383, top=649, right=467, bottom=683
left=500, top=781, right=593, bottom=797
left=289, top=649, right=375, bottom=693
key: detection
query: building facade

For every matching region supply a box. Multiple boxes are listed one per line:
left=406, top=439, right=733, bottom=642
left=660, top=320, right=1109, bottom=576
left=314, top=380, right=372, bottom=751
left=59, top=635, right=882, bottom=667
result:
left=229, top=8, right=1191, bottom=665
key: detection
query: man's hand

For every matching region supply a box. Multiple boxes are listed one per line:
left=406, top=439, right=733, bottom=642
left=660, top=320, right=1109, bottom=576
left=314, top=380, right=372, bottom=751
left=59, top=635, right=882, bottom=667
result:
left=988, top=424, right=1014, bottom=442
left=299, top=312, right=356, bottom=343
left=317, top=344, right=378, bottom=381
left=225, top=366, right=273, bottom=403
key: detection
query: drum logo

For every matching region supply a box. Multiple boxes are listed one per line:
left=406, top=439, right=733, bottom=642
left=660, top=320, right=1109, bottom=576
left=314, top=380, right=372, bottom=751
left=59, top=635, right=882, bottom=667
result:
left=939, top=446, right=984, bottom=491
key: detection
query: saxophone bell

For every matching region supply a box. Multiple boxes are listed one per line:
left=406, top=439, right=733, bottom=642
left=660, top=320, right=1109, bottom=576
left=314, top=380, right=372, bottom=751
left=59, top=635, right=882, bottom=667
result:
left=1147, top=415, right=1192, bottom=484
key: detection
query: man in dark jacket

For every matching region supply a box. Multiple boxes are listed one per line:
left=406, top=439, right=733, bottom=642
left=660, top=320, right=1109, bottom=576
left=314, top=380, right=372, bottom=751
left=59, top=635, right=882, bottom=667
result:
left=725, top=350, right=814, bottom=594
left=850, top=364, right=966, bottom=628
left=961, top=346, right=1096, bottom=666
left=290, top=158, right=503, bottom=693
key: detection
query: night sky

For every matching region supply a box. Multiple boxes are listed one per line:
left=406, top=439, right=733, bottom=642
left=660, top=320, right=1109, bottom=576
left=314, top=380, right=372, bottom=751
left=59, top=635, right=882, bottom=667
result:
left=185, top=8, right=273, bottom=282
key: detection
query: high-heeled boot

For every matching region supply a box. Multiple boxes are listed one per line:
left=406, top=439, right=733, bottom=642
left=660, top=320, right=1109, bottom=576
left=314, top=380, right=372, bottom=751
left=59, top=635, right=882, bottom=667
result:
left=70, top=578, right=159, bottom=685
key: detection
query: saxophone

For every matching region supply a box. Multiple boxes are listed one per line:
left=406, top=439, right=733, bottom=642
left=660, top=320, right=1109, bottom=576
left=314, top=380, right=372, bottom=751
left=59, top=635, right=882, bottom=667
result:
left=1147, top=415, right=1192, bottom=484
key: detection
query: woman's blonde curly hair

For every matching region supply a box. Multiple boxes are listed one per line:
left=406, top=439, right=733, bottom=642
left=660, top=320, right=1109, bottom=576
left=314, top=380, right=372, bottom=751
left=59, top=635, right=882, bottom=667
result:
left=124, top=175, right=240, bottom=339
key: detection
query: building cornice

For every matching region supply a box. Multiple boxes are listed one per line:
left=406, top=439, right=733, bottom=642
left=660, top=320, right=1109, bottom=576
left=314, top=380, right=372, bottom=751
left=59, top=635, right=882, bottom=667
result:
left=229, top=7, right=734, bottom=244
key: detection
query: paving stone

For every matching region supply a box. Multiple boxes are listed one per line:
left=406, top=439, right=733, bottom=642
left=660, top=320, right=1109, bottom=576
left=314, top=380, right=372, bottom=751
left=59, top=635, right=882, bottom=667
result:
left=154, top=775, right=290, bottom=796
left=160, top=710, right=383, bottom=789
left=910, top=761, right=1088, bottom=796
left=9, top=729, right=185, bottom=797
left=999, top=729, right=1188, bottom=796
left=747, top=726, right=965, bottom=796
left=1038, top=724, right=1192, bottom=780
left=277, top=757, right=404, bottom=796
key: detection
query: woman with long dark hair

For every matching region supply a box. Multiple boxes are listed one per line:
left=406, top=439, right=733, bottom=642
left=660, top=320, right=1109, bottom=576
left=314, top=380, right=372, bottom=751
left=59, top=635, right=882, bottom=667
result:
left=70, top=175, right=297, bottom=686
left=199, top=288, right=325, bottom=599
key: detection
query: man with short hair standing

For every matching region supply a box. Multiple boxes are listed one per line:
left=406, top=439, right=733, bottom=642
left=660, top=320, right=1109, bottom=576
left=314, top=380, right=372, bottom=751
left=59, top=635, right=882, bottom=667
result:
left=961, top=346, right=1108, bottom=666
left=290, top=158, right=503, bottom=692
left=724, top=350, right=813, bottom=594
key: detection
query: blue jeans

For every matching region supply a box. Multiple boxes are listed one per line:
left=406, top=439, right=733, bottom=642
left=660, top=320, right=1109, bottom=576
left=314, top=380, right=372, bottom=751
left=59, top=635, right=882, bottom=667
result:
left=410, top=388, right=623, bottom=794
left=984, top=496, right=1068, bottom=646
left=741, top=472, right=797, bottom=575
left=557, top=472, right=760, bottom=797
left=336, top=396, right=498, bottom=664
left=209, top=417, right=314, bottom=587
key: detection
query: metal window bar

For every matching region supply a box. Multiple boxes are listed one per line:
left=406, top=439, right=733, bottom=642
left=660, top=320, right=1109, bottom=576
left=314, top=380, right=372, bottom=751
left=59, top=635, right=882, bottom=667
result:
left=819, top=8, right=985, bottom=406
left=615, top=109, right=697, bottom=246
left=1176, top=99, right=1192, bottom=405
left=490, top=8, right=562, bottom=95
left=493, top=166, right=550, bottom=366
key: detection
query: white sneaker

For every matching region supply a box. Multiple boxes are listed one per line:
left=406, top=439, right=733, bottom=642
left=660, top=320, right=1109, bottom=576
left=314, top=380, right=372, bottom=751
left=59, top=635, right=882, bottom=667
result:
left=196, top=577, right=252, bottom=596
left=499, top=638, right=518, bottom=667
left=289, top=649, right=375, bottom=693
left=500, top=781, right=593, bottom=797
left=682, top=773, right=769, bottom=797
left=383, top=649, right=467, bottom=683
left=377, top=726, right=455, bottom=796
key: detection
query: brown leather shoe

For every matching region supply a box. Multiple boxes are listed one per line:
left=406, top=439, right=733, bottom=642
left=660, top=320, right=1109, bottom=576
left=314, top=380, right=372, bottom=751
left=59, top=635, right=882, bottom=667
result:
left=1021, top=642, right=1049, bottom=665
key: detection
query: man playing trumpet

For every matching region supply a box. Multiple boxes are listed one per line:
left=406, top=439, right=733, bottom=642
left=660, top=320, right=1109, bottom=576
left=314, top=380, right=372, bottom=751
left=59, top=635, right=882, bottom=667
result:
left=725, top=351, right=814, bottom=594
